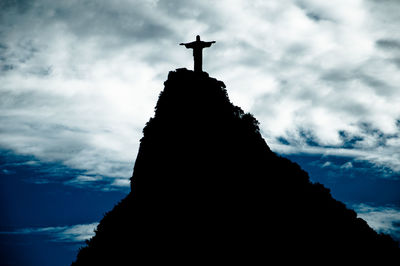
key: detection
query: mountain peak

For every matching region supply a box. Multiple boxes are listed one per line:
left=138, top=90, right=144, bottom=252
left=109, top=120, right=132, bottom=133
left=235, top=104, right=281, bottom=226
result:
left=73, top=69, right=399, bottom=265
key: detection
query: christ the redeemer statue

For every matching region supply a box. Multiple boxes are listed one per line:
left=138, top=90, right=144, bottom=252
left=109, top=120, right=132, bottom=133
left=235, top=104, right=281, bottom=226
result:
left=180, top=35, right=216, bottom=72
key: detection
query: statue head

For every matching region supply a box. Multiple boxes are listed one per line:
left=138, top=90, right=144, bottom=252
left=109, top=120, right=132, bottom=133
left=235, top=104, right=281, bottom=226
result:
left=196, top=35, right=200, bottom=41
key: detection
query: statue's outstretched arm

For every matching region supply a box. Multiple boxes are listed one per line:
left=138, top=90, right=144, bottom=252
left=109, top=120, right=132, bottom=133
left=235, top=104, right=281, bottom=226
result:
left=180, top=41, right=195, bottom=48
left=204, top=41, right=216, bottom=48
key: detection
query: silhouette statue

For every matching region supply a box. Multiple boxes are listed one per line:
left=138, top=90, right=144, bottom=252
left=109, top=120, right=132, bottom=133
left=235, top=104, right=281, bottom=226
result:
left=180, top=35, right=216, bottom=72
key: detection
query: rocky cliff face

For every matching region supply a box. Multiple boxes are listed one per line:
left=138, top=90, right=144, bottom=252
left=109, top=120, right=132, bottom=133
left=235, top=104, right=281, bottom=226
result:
left=73, top=69, right=399, bottom=265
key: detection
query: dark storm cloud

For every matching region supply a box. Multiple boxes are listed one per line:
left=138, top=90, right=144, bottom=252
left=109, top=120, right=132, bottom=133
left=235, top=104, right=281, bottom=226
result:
left=0, top=0, right=33, bottom=13
left=305, top=12, right=322, bottom=22
left=358, top=74, right=394, bottom=95
left=321, top=69, right=353, bottom=83
left=390, top=58, right=400, bottom=69
left=375, top=39, right=400, bottom=70
left=295, top=0, right=337, bottom=23
left=376, top=39, right=400, bottom=50
left=1, top=0, right=175, bottom=47
left=157, top=0, right=207, bottom=19
left=321, top=67, right=395, bottom=96
left=62, top=4, right=171, bottom=41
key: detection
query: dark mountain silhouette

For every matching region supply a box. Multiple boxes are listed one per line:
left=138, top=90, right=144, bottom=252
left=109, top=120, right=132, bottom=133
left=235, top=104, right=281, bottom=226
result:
left=72, top=68, right=399, bottom=265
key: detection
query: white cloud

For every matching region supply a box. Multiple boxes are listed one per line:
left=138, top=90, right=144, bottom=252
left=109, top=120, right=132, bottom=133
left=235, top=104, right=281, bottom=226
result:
left=111, top=178, right=130, bottom=187
left=354, top=204, right=400, bottom=241
left=64, top=175, right=103, bottom=187
left=322, top=161, right=332, bottom=168
left=340, top=161, right=353, bottom=169
left=1, top=0, right=400, bottom=189
left=0, top=222, right=99, bottom=242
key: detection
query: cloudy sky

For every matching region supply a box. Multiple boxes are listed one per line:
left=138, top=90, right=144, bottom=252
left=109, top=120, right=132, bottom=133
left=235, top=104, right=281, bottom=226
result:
left=1, top=0, right=400, bottom=265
